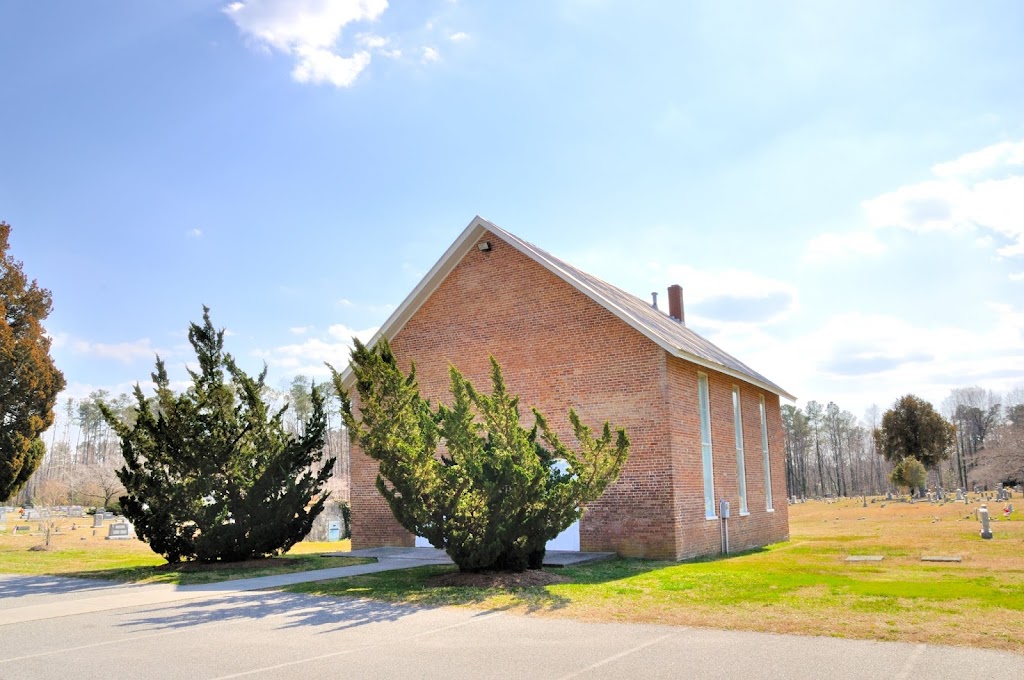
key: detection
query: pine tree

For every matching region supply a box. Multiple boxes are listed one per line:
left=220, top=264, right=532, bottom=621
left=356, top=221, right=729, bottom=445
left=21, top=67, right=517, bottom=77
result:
left=1, top=222, right=66, bottom=501
left=334, top=338, right=629, bottom=572
left=102, top=307, right=334, bottom=563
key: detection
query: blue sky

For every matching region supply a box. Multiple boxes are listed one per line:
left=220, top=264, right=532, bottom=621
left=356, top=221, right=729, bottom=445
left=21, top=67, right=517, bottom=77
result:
left=2, top=0, right=1023, bottom=423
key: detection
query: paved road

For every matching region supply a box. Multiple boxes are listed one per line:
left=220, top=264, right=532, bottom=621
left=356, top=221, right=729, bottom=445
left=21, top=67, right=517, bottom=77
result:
left=0, top=573, right=1020, bottom=679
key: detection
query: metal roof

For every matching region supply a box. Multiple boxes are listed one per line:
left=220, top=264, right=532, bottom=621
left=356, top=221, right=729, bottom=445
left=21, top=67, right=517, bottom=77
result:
left=340, top=216, right=795, bottom=401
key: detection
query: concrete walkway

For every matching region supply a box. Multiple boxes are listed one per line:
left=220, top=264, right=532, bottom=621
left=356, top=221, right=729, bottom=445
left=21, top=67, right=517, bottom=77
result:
left=0, top=556, right=438, bottom=626
left=0, top=548, right=612, bottom=626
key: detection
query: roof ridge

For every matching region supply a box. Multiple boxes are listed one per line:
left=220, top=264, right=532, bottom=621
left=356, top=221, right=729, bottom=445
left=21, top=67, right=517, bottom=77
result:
left=483, top=220, right=792, bottom=399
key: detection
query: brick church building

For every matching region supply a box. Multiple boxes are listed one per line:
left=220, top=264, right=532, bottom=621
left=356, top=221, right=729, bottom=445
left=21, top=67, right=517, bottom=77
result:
left=341, top=216, right=793, bottom=560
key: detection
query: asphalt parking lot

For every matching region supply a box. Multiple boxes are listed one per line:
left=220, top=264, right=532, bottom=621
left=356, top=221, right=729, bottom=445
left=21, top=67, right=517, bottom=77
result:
left=0, top=573, right=1021, bottom=679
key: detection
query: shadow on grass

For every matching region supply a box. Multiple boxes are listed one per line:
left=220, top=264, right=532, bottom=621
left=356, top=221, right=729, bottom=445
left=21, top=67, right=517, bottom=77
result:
left=286, top=556, right=700, bottom=615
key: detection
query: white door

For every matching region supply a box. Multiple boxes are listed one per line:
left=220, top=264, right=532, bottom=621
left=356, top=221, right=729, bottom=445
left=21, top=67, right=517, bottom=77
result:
left=546, top=459, right=580, bottom=551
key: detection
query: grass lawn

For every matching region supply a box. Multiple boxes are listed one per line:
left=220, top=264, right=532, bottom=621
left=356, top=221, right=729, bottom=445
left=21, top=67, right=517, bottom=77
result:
left=0, top=520, right=367, bottom=586
left=286, top=498, right=1024, bottom=653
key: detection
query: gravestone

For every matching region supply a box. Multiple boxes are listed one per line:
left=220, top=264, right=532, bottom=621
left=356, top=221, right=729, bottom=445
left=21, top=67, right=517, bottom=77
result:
left=23, top=509, right=40, bottom=521
left=69, top=505, right=84, bottom=518
left=13, top=525, right=28, bottom=535
left=92, top=512, right=106, bottom=528
left=979, top=505, right=993, bottom=539
left=956, top=489, right=964, bottom=501
left=0, top=509, right=5, bottom=523
left=106, top=523, right=133, bottom=540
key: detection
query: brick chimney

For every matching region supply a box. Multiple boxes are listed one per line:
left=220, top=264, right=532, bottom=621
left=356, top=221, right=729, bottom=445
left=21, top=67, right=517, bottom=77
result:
left=667, top=284, right=684, bottom=323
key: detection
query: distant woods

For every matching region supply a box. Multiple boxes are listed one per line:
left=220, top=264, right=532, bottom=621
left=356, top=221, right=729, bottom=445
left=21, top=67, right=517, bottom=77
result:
left=14, top=377, right=350, bottom=508
left=783, top=386, right=1024, bottom=499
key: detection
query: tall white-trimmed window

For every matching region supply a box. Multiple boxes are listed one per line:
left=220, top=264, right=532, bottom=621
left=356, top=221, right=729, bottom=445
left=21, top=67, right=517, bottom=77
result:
left=760, top=395, right=774, bottom=511
left=733, top=386, right=748, bottom=515
left=698, top=373, right=715, bottom=518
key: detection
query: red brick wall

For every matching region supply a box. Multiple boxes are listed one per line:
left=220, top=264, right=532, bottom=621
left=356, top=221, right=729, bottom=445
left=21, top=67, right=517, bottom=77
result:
left=349, top=229, right=790, bottom=559
left=665, top=357, right=790, bottom=559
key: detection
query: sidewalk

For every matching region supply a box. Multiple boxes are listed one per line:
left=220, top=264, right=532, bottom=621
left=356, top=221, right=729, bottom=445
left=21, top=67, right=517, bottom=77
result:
left=0, top=547, right=615, bottom=627
left=0, top=557, right=436, bottom=626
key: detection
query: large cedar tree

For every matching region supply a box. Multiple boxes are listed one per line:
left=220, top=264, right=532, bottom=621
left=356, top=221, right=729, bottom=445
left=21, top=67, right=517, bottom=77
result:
left=102, top=308, right=334, bottom=563
left=335, top=338, right=629, bottom=572
left=0, top=222, right=66, bottom=501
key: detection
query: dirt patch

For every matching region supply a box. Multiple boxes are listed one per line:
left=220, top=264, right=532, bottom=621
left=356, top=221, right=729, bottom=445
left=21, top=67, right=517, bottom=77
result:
left=28, top=544, right=57, bottom=552
left=427, top=569, right=571, bottom=588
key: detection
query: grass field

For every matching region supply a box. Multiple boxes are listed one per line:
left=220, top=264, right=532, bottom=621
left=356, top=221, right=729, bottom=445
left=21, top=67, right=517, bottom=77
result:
left=3, top=501, right=1021, bottom=651
left=286, top=498, right=1024, bottom=653
left=0, top=519, right=365, bottom=585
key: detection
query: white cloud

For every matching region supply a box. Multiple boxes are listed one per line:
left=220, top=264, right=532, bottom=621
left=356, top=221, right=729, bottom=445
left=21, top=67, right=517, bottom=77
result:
left=289, top=326, right=312, bottom=335
left=449, top=31, right=469, bottom=42
left=804, top=230, right=885, bottom=262
left=186, top=228, right=203, bottom=239
left=712, top=301, right=1024, bottom=416
left=664, top=264, right=800, bottom=328
left=1009, top=272, right=1024, bottom=282
left=52, top=334, right=160, bottom=364
left=292, top=46, right=371, bottom=86
left=802, top=140, right=1024, bottom=264
left=932, top=140, right=1024, bottom=180
left=356, top=32, right=388, bottom=48
left=224, top=0, right=388, bottom=87
left=862, top=139, right=1024, bottom=257
left=421, top=46, right=440, bottom=63
left=254, top=324, right=378, bottom=376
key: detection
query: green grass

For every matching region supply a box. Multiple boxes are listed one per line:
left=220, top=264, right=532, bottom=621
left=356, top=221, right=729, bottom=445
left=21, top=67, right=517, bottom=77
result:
left=60, top=553, right=372, bottom=586
left=287, top=500, right=1024, bottom=653
left=0, top=529, right=369, bottom=585
left=289, top=546, right=1024, bottom=613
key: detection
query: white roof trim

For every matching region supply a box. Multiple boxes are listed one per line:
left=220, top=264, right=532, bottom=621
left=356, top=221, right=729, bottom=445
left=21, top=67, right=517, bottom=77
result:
left=338, top=215, right=795, bottom=401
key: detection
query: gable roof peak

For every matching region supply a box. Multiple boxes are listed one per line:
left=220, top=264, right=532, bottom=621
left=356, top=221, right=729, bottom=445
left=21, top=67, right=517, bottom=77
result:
left=342, top=216, right=794, bottom=400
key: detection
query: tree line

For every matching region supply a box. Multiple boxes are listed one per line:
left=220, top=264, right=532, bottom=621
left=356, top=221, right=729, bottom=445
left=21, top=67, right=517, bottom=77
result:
left=783, top=387, right=1024, bottom=499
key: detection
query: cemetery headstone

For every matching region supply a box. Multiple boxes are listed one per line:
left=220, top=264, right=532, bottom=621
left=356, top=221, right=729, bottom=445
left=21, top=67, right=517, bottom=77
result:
left=23, top=509, right=40, bottom=521
left=0, top=509, right=5, bottom=523
left=956, top=489, right=964, bottom=501
left=106, top=523, right=133, bottom=540
left=13, top=525, right=28, bottom=535
left=979, top=505, right=993, bottom=539
left=92, top=512, right=106, bottom=528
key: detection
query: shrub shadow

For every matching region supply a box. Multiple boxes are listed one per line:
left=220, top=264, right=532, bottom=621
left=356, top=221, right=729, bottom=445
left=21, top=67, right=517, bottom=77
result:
left=116, top=590, right=485, bottom=634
